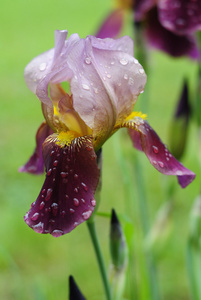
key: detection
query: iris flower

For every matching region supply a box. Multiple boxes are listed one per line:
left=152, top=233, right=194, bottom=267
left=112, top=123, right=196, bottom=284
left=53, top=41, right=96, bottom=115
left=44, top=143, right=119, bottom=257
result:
left=97, top=0, right=201, bottom=58
left=21, top=30, right=195, bottom=237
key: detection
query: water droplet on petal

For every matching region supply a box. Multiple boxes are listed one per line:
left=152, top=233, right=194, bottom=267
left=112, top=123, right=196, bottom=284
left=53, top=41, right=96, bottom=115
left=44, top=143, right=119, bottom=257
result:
left=74, top=187, right=79, bottom=193
left=128, top=77, right=134, bottom=85
left=91, top=199, right=96, bottom=207
left=51, top=230, right=64, bottom=237
left=82, top=83, right=90, bottom=90
left=53, top=160, right=58, bottom=166
left=139, top=68, right=144, bottom=74
left=70, top=208, right=75, bottom=214
left=85, top=57, right=92, bottom=65
left=81, top=182, right=88, bottom=191
left=74, top=174, right=79, bottom=179
left=176, top=170, right=183, bottom=176
left=45, top=188, right=53, bottom=201
left=60, top=172, right=68, bottom=178
left=73, top=198, right=79, bottom=206
left=32, top=222, right=44, bottom=233
left=152, top=146, right=159, bottom=154
left=120, top=58, right=128, bottom=65
left=39, top=201, right=45, bottom=210
left=39, top=62, right=47, bottom=71
left=111, top=61, right=115, bottom=65
left=31, top=212, right=40, bottom=221
left=158, top=161, right=164, bottom=168
left=82, top=210, right=93, bottom=220
left=94, top=88, right=99, bottom=94
left=47, top=169, right=52, bottom=176
left=124, top=74, right=128, bottom=80
left=106, top=74, right=111, bottom=79
left=51, top=203, right=59, bottom=216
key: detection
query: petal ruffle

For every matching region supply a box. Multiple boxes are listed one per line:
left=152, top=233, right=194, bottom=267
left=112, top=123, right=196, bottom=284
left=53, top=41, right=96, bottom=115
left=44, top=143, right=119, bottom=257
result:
left=19, top=122, right=53, bottom=174
left=145, top=8, right=200, bottom=59
left=96, top=9, right=124, bottom=39
left=125, top=117, right=195, bottom=188
left=24, top=135, right=100, bottom=236
left=158, top=0, right=201, bottom=35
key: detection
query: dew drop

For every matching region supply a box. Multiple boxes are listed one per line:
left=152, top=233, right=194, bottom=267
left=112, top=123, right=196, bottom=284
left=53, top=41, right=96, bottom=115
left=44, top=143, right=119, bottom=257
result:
left=31, top=201, right=36, bottom=208
left=74, top=187, right=79, bottom=193
left=32, top=222, right=44, bottom=233
left=124, top=74, right=128, bottom=80
left=85, top=57, right=92, bottom=65
left=91, top=199, right=96, bottom=207
left=106, top=74, right=111, bottom=79
left=47, top=169, right=52, bottom=176
left=50, top=151, right=55, bottom=156
left=81, top=182, right=88, bottom=192
left=82, top=83, right=90, bottom=90
left=82, top=210, right=93, bottom=220
left=120, top=58, right=128, bottom=65
left=134, top=58, right=138, bottom=64
left=111, top=61, right=115, bottom=65
left=42, top=189, right=46, bottom=194
left=139, top=68, right=144, bottom=74
left=128, top=77, right=134, bottom=85
left=61, top=210, right=66, bottom=217
left=152, top=146, right=159, bottom=154
left=94, top=88, right=99, bottom=94
left=81, top=198, right=86, bottom=203
left=73, top=198, right=79, bottom=206
left=53, top=160, right=58, bottom=166
left=69, top=208, right=75, bottom=214
left=176, top=170, right=183, bottom=176
left=39, top=201, right=45, bottom=210
left=166, top=157, right=170, bottom=161
left=60, top=172, right=68, bottom=178
left=31, top=212, right=40, bottom=221
left=51, top=230, right=64, bottom=237
left=74, top=174, right=79, bottom=179
left=45, top=188, right=53, bottom=201
left=39, top=62, right=47, bottom=71
left=153, top=160, right=157, bottom=165
left=158, top=161, right=164, bottom=168
left=51, top=203, right=59, bottom=216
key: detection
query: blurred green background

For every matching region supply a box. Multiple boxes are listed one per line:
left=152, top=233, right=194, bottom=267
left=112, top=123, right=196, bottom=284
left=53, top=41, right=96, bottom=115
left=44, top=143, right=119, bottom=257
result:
left=0, top=0, right=200, bottom=299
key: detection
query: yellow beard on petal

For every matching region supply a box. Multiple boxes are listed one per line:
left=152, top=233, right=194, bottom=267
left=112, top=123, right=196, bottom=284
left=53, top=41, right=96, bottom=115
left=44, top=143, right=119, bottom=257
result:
left=56, top=131, right=80, bottom=147
left=125, top=111, right=147, bottom=121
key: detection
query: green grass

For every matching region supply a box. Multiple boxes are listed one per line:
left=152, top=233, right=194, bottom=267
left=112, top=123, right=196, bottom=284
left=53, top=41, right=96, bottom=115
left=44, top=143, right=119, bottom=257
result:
left=0, top=0, right=200, bottom=299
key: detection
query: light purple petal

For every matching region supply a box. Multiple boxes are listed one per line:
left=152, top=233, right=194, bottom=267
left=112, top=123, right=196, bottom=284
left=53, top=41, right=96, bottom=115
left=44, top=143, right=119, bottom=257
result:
left=19, top=122, right=53, bottom=174
left=96, top=9, right=124, bottom=39
left=24, top=135, right=100, bottom=236
left=127, top=118, right=195, bottom=188
left=145, top=8, right=200, bottom=59
left=158, top=0, right=201, bottom=35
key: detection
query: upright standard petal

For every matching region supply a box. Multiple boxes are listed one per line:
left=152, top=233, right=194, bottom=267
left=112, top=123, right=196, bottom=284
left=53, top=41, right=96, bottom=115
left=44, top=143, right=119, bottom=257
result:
left=158, top=0, right=201, bottom=35
left=145, top=8, right=200, bottom=59
left=121, top=117, right=195, bottom=188
left=19, top=122, right=53, bottom=174
left=24, top=134, right=100, bottom=236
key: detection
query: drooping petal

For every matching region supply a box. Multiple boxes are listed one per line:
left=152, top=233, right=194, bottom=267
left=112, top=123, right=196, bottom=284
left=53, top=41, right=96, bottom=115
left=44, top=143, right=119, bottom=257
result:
left=69, top=276, right=86, bottom=300
left=96, top=9, right=124, bottom=39
left=24, top=134, right=100, bottom=236
left=19, top=122, right=53, bottom=174
left=123, top=117, right=195, bottom=188
left=158, top=0, right=201, bottom=35
left=145, top=8, right=200, bottom=59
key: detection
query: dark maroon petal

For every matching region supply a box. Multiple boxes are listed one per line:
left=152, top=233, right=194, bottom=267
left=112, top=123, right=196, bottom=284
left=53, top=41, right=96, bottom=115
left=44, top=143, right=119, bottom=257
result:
left=24, top=135, right=100, bottom=236
left=128, top=119, right=195, bottom=188
left=158, top=0, right=201, bottom=35
left=69, top=276, right=86, bottom=300
left=19, top=122, right=53, bottom=174
left=145, top=8, right=200, bottom=59
left=96, top=9, right=124, bottom=39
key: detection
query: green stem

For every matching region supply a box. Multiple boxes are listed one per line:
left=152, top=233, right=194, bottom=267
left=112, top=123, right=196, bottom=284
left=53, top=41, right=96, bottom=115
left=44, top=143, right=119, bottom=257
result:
left=135, top=156, right=160, bottom=300
left=87, top=217, right=112, bottom=300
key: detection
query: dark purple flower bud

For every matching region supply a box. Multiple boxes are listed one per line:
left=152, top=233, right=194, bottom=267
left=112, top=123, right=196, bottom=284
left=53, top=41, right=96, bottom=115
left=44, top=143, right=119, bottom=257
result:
left=69, top=276, right=86, bottom=300
left=169, top=80, right=191, bottom=159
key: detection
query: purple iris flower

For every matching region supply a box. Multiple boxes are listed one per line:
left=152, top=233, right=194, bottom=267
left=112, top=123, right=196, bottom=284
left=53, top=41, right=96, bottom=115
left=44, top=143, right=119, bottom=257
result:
left=97, top=0, right=201, bottom=58
left=22, top=30, right=195, bottom=237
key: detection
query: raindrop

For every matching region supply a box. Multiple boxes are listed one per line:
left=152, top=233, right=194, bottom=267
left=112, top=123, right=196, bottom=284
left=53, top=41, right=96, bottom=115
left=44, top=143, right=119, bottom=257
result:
left=60, top=172, right=68, bottom=178
left=51, top=203, right=59, bottom=216
left=73, top=198, right=79, bottom=206
left=128, top=77, right=134, bottom=85
left=158, top=161, right=164, bottom=168
left=91, top=199, right=96, bottom=207
left=94, top=88, right=99, bottom=94
left=176, top=170, right=183, bottom=176
left=166, top=157, right=170, bottom=161
left=31, top=212, right=40, bottom=221
left=152, top=146, right=159, bottom=154
left=50, top=151, right=55, bottom=156
left=45, top=188, right=53, bottom=201
left=61, top=210, right=66, bottom=217
left=74, top=174, right=79, bottom=179
left=70, top=208, right=75, bottom=214
left=153, top=160, right=157, bottom=165
left=82, top=83, right=90, bottom=90
left=39, top=201, right=45, bottom=210
left=74, top=187, right=79, bottom=193
left=134, top=58, right=138, bottom=64
left=81, top=182, right=88, bottom=191
left=81, top=198, right=86, bottom=203
left=51, top=230, right=64, bottom=237
left=120, top=58, right=128, bottom=65
left=111, top=61, right=115, bottom=65
left=42, top=189, right=46, bottom=194
left=85, top=57, right=92, bottom=65
left=47, top=169, right=52, bottom=176
left=53, top=160, right=58, bottom=166
left=106, top=74, right=111, bottom=79
left=82, top=210, right=93, bottom=220
left=124, top=74, right=128, bottom=80
left=139, top=68, right=144, bottom=74
left=32, top=222, right=44, bottom=233
left=39, top=62, right=47, bottom=71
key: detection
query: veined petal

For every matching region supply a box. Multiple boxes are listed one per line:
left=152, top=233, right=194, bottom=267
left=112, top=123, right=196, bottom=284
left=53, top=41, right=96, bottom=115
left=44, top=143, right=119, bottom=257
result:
left=158, top=0, right=201, bottom=35
left=96, top=9, right=124, bottom=39
left=19, top=122, right=53, bottom=174
left=24, top=134, right=100, bottom=236
left=145, top=8, right=200, bottom=59
left=122, top=117, right=195, bottom=188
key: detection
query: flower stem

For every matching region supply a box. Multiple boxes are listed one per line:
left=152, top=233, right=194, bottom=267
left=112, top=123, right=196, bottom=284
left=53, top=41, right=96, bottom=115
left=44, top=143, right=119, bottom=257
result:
left=87, top=217, right=112, bottom=300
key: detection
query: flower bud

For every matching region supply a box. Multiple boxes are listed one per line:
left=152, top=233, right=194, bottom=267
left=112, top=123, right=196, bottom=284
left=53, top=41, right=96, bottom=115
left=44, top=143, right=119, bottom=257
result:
left=69, top=276, right=86, bottom=300
left=169, top=80, right=191, bottom=159
left=189, top=195, right=201, bottom=242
